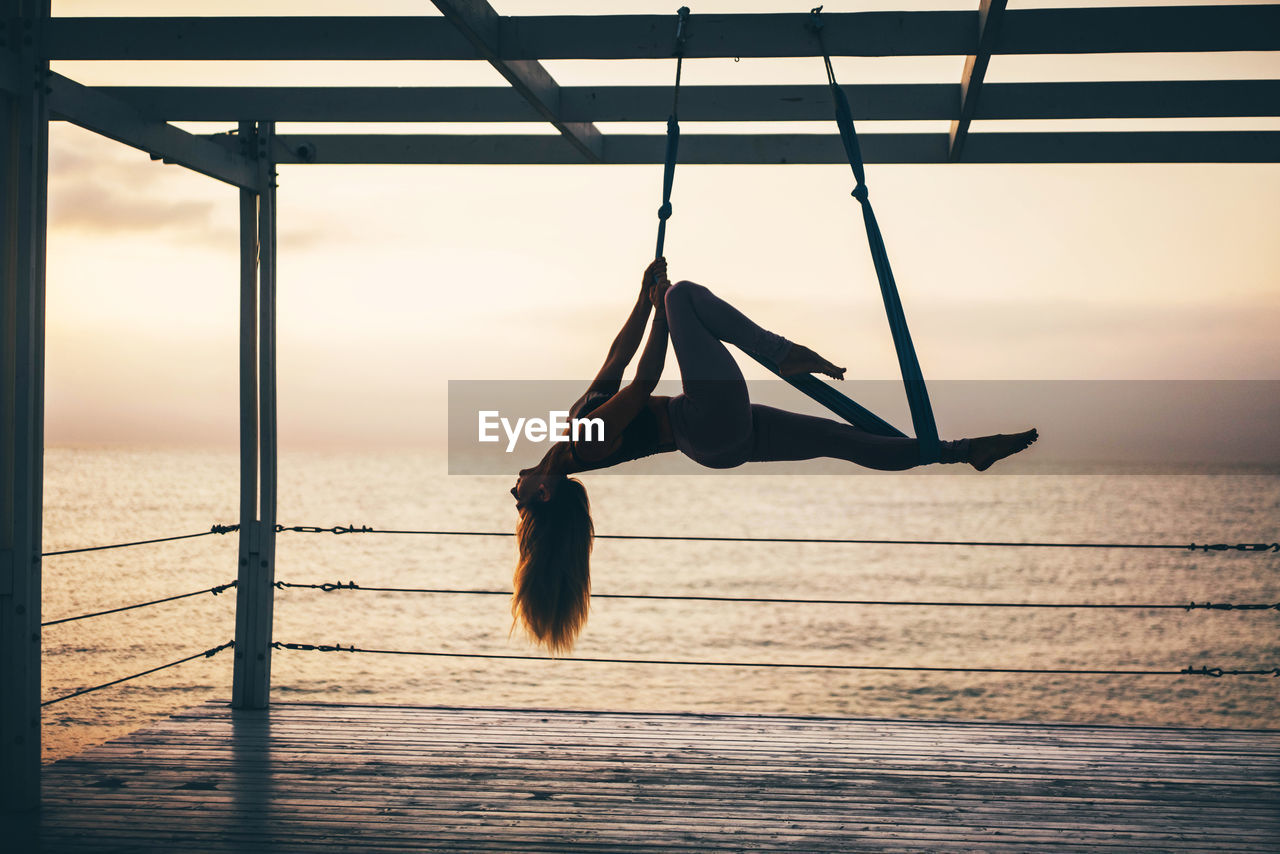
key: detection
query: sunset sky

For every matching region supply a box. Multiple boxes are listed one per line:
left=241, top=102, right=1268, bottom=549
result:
left=43, top=1, right=1280, bottom=449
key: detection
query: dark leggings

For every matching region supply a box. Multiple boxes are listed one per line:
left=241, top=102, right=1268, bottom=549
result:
left=663, top=281, right=966, bottom=471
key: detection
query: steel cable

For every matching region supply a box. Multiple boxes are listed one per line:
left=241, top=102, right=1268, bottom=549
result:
left=41, top=641, right=235, bottom=707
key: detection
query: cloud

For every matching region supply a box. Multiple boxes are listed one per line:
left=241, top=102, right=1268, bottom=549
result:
left=50, top=181, right=219, bottom=234
left=47, top=128, right=235, bottom=245
left=48, top=129, right=334, bottom=250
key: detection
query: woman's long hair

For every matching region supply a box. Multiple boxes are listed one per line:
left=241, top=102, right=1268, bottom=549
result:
left=512, top=477, right=594, bottom=655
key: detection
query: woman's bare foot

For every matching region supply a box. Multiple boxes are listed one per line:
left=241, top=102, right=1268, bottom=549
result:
left=778, top=343, right=846, bottom=380
left=969, top=429, right=1038, bottom=472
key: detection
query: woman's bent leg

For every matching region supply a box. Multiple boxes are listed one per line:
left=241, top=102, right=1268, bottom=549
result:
left=746, top=404, right=971, bottom=472
left=664, top=281, right=791, bottom=370
left=664, top=281, right=792, bottom=465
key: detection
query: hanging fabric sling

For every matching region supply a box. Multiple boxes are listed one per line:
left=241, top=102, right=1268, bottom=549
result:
left=652, top=6, right=940, bottom=462
left=655, top=6, right=690, bottom=260
left=806, top=5, right=941, bottom=462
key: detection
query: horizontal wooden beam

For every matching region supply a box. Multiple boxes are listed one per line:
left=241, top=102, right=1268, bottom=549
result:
left=251, top=132, right=1280, bottom=166
left=46, top=73, right=259, bottom=190
left=100, top=84, right=950, bottom=123
left=976, top=81, right=1280, bottom=121
left=48, top=16, right=480, bottom=61
left=1000, top=4, right=1280, bottom=54
left=97, top=81, right=1280, bottom=124
left=961, top=131, right=1280, bottom=164
left=46, top=6, right=1280, bottom=61
left=45, top=13, right=967, bottom=59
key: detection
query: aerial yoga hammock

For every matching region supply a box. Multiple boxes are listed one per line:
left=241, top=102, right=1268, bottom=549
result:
left=656, top=5, right=938, bottom=462
left=509, top=6, right=1037, bottom=653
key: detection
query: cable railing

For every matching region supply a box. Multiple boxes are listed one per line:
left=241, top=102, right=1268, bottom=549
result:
left=274, top=523, right=1280, bottom=552
left=37, top=518, right=1279, bottom=707
left=41, top=642, right=235, bottom=708
left=42, top=581, right=237, bottom=627
left=268, top=643, right=1280, bottom=679
left=41, top=523, right=240, bottom=707
left=272, top=578, right=1279, bottom=611
left=41, top=523, right=239, bottom=557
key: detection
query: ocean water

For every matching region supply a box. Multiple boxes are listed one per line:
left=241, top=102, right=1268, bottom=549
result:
left=41, top=446, right=1279, bottom=763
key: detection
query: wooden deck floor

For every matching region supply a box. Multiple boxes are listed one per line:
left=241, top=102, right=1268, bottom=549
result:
left=27, top=700, right=1280, bottom=852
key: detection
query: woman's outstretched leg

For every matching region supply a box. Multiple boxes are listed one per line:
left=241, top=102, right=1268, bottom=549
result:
left=747, top=404, right=1037, bottom=472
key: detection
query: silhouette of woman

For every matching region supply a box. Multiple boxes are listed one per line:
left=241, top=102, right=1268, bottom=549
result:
left=510, top=257, right=1037, bottom=652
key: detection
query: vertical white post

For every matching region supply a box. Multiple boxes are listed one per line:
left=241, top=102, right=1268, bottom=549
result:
left=231, top=121, right=263, bottom=708
left=256, top=121, right=278, bottom=699
left=0, top=0, right=49, bottom=814
left=231, top=122, right=278, bottom=709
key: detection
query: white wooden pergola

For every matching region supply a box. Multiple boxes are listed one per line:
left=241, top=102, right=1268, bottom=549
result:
left=2, top=0, right=1277, bottom=813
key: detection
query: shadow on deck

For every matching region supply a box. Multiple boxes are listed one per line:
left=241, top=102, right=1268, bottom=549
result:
left=25, top=700, right=1280, bottom=852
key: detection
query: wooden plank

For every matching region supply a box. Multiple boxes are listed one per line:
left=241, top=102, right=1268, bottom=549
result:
left=39, top=702, right=1280, bottom=853
left=37, top=804, right=1269, bottom=850
left=42, top=791, right=1276, bottom=827
left=97, top=81, right=1280, bottom=124
left=43, top=8, right=1280, bottom=61
left=254, top=121, right=280, bottom=706
left=45, top=12, right=974, bottom=60
left=57, top=740, right=1280, bottom=781
left=999, top=4, right=1280, bottom=54
left=89, top=721, right=1280, bottom=762
left=114, top=725, right=1280, bottom=763
left=977, top=81, right=1280, bottom=121
left=505, top=11, right=974, bottom=59
left=230, top=120, right=277, bottom=710
left=231, top=121, right=261, bottom=709
left=35, top=808, right=1274, bottom=849
left=178, top=701, right=1280, bottom=748
left=0, top=0, right=48, bottom=813
left=50, top=752, right=1280, bottom=795
left=183, top=700, right=1280, bottom=737
left=262, top=133, right=942, bottom=165
left=245, top=132, right=1280, bottom=166
left=961, top=131, right=1280, bottom=164
left=42, top=768, right=1280, bottom=815
left=163, top=705, right=1280, bottom=755
left=45, top=761, right=1280, bottom=808
left=93, top=84, right=947, bottom=123
left=46, top=16, right=481, bottom=61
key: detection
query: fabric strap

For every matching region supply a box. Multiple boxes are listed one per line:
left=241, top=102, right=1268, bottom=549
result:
left=654, top=8, right=690, bottom=260
left=815, top=14, right=941, bottom=464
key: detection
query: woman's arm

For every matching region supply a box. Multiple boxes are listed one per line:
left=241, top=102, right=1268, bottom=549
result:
left=630, top=296, right=669, bottom=395
left=577, top=258, right=667, bottom=403
left=572, top=311, right=669, bottom=463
